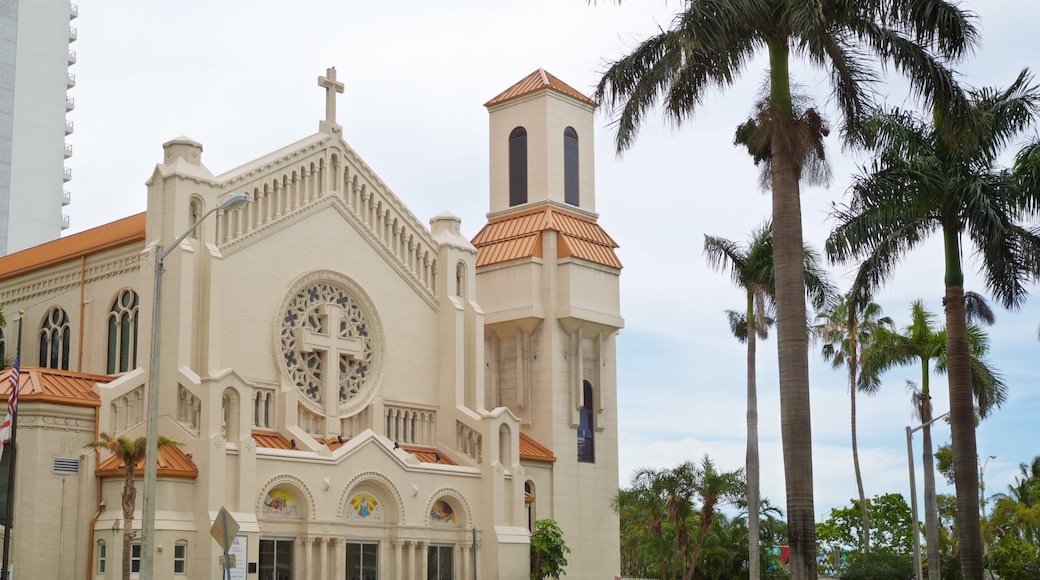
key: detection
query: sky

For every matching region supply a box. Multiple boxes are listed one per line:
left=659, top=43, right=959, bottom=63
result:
left=64, top=1, right=1039, bottom=520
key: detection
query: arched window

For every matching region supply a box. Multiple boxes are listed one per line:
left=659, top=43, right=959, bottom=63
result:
left=107, top=289, right=139, bottom=374
left=509, top=127, right=528, bottom=206
left=97, top=540, right=107, bottom=574
left=578, top=380, right=594, bottom=463
left=564, top=127, right=579, bottom=206
left=40, top=306, right=71, bottom=370
left=189, top=197, right=202, bottom=239
left=525, top=480, right=536, bottom=532
left=456, top=262, right=466, bottom=298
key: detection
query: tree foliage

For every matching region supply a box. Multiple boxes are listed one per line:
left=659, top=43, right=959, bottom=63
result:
left=86, top=433, right=183, bottom=580
left=816, top=494, right=914, bottom=558
left=614, top=456, right=745, bottom=580
left=530, top=518, right=570, bottom=580
left=596, top=1, right=977, bottom=575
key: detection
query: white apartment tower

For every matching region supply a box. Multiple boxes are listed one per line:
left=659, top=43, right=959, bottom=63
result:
left=0, top=0, right=76, bottom=256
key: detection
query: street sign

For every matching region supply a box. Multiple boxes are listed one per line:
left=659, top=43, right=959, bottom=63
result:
left=210, top=507, right=240, bottom=551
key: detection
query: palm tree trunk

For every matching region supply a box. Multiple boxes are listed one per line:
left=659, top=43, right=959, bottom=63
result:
left=122, top=471, right=135, bottom=580
left=747, top=305, right=761, bottom=580
left=945, top=282, right=982, bottom=579
left=942, top=227, right=982, bottom=579
left=768, top=39, right=817, bottom=580
left=848, top=360, right=871, bottom=557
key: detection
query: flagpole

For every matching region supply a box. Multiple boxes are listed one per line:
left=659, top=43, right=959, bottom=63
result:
left=1, top=312, right=23, bottom=580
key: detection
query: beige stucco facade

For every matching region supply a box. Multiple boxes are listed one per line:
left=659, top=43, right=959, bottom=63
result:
left=0, top=68, right=622, bottom=580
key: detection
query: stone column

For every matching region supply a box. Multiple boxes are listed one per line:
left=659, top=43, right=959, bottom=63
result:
left=393, top=540, right=403, bottom=580
left=303, top=536, right=314, bottom=580
left=294, top=538, right=305, bottom=580
left=318, top=537, right=329, bottom=579
left=417, top=540, right=428, bottom=579
left=335, top=538, right=346, bottom=580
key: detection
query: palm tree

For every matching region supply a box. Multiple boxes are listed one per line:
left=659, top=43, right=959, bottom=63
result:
left=827, top=70, right=1040, bottom=577
left=704, top=221, right=830, bottom=579
left=86, top=433, right=182, bottom=580
left=861, top=301, right=1007, bottom=579
left=595, top=4, right=976, bottom=575
left=622, top=457, right=745, bottom=580
left=814, top=294, right=892, bottom=558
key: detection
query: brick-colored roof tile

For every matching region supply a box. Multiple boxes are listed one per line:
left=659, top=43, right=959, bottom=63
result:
left=519, top=432, right=556, bottom=463
left=472, top=206, right=621, bottom=269
left=0, top=367, right=108, bottom=408
left=0, top=213, right=145, bottom=281
left=485, top=69, right=597, bottom=108
left=97, top=445, right=198, bottom=480
left=252, top=430, right=296, bottom=450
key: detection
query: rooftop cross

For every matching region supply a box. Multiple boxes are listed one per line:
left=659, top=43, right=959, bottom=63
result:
left=318, top=67, right=345, bottom=126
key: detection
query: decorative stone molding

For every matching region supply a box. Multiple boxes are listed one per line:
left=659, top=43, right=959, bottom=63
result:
left=256, top=474, right=315, bottom=521
left=339, top=470, right=406, bottom=524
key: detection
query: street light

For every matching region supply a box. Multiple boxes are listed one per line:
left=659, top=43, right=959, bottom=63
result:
left=141, top=192, right=250, bottom=580
left=906, top=411, right=949, bottom=580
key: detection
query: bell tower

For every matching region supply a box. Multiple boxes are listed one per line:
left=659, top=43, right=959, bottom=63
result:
left=474, top=69, right=623, bottom=579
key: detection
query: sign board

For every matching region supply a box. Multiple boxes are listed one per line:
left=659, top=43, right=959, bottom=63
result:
left=228, top=535, right=247, bottom=580
left=209, top=507, right=240, bottom=551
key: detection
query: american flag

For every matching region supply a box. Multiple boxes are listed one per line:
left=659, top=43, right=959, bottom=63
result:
left=0, top=353, right=18, bottom=460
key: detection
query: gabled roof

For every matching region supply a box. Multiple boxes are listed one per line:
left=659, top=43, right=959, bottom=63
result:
left=262, top=432, right=456, bottom=465
left=96, top=444, right=198, bottom=480
left=0, top=367, right=109, bottom=408
left=484, top=69, right=597, bottom=108
left=0, top=213, right=145, bottom=281
left=519, top=432, right=556, bottom=463
left=472, top=206, right=622, bottom=269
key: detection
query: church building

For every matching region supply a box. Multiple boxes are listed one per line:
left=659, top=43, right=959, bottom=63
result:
left=0, top=68, right=623, bottom=579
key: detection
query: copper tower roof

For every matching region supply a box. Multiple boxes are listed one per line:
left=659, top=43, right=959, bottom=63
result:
left=484, top=68, right=597, bottom=108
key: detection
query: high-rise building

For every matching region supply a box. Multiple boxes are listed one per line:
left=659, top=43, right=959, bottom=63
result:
left=0, top=0, right=76, bottom=256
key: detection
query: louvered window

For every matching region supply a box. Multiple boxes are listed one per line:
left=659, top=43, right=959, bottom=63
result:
left=53, top=457, right=79, bottom=475
left=509, top=127, right=528, bottom=206
left=564, top=127, right=579, bottom=206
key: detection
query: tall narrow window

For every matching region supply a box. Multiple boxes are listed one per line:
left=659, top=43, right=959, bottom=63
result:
left=97, top=541, right=107, bottom=574
left=346, top=542, right=379, bottom=578
left=259, top=538, right=294, bottom=580
left=40, top=306, right=71, bottom=370
left=0, top=329, right=6, bottom=364
left=578, top=380, right=595, bottom=463
left=564, top=127, right=579, bottom=206
left=131, top=543, right=142, bottom=573
left=509, top=127, right=528, bottom=206
left=428, top=544, right=455, bottom=580
left=107, top=289, right=140, bottom=374
left=173, top=542, right=187, bottom=574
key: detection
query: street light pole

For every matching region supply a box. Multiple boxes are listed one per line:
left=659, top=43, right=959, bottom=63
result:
left=140, top=192, right=250, bottom=580
left=906, top=411, right=949, bottom=580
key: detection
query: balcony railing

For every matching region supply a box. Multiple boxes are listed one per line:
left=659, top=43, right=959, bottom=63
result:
left=66, top=73, right=76, bottom=88
left=69, top=27, right=77, bottom=42
left=66, top=97, right=74, bottom=112
left=65, top=120, right=74, bottom=135
left=63, top=167, right=72, bottom=182
left=64, top=144, right=72, bottom=158
left=68, top=50, right=76, bottom=65
left=70, top=3, right=78, bottom=19
left=62, top=190, right=71, bottom=206
left=61, top=215, right=70, bottom=230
